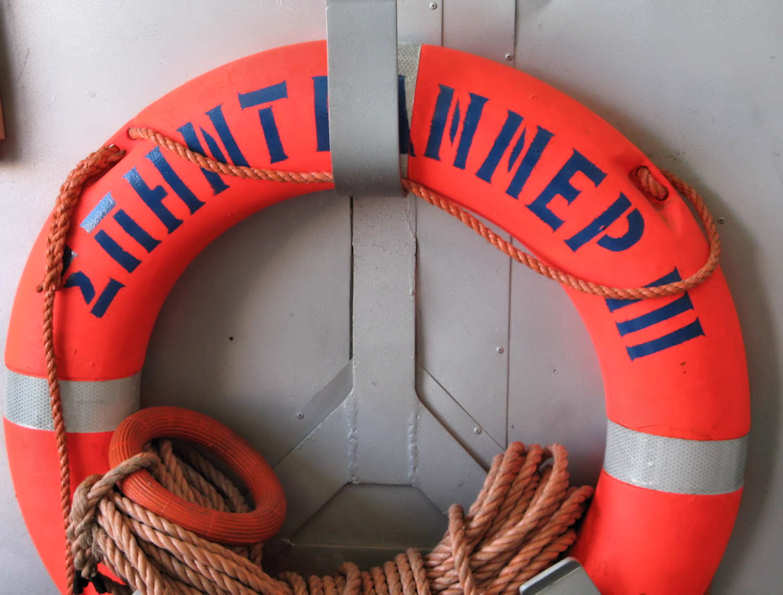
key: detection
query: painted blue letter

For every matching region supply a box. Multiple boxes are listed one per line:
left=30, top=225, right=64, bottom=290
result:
left=605, top=268, right=705, bottom=359
left=125, top=167, right=182, bottom=233
left=147, top=148, right=205, bottom=214
left=527, top=150, right=606, bottom=230
left=313, top=76, right=330, bottom=152
left=239, top=81, right=289, bottom=163
left=63, top=271, right=124, bottom=318
left=565, top=193, right=645, bottom=252
left=424, top=85, right=488, bottom=169
left=114, top=210, right=160, bottom=253
left=476, top=110, right=523, bottom=183
left=504, top=126, right=555, bottom=200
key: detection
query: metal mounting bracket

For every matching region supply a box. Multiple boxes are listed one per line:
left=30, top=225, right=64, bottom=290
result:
left=326, top=0, right=402, bottom=197
left=269, top=0, right=515, bottom=571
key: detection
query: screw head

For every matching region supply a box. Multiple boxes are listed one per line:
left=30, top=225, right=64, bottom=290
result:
left=496, top=346, right=505, bottom=354
left=429, top=1, right=438, bottom=10
left=473, top=425, right=483, bottom=435
left=504, top=52, right=513, bottom=62
left=296, top=411, right=304, bottom=420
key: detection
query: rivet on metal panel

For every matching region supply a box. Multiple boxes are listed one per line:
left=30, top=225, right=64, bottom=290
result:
left=429, top=1, right=438, bottom=10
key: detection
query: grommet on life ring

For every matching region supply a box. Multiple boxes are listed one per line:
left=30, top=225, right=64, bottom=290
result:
left=4, top=41, right=749, bottom=594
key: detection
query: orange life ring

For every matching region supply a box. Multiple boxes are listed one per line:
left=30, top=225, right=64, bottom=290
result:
left=4, top=41, right=749, bottom=594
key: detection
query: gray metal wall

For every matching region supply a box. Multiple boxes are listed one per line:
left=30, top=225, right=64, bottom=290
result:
left=0, top=1, right=780, bottom=592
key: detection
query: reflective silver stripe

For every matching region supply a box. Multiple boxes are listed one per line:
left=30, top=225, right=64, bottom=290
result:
left=4, top=369, right=140, bottom=432
left=604, top=420, right=747, bottom=495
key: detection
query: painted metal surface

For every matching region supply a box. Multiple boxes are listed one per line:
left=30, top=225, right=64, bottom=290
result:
left=397, top=0, right=441, bottom=46
left=0, top=1, right=780, bottom=592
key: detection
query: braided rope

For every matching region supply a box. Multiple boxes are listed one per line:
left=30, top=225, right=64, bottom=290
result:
left=68, top=440, right=590, bottom=594
left=127, top=127, right=332, bottom=185
left=129, top=126, right=721, bottom=300
left=39, top=144, right=127, bottom=595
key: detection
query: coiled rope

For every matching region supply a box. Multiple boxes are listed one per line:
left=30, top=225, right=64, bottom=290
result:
left=69, top=439, right=590, bottom=594
left=39, top=132, right=721, bottom=594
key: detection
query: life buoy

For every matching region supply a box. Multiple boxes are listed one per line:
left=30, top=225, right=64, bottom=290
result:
left=4, top=41, right=749, bottom=594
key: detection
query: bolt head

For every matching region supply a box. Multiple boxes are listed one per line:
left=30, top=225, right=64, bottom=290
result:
left=504, top=52, right=513, bottom=62
left=429, top=1, right=438, bottom=10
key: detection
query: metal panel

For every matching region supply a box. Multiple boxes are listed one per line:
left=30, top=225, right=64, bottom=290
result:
left=268, top=2, right=496, bottom=566
left=507, top=255, right=606, bottom=488
left=417, top=366, right=503, bottom=468
left=274, top=401, right=352, bottom=536
left=273, top=168, right=487, bottom=564
left=414, top=404, right=488, bottom=512
left=397, top=0, right=442, bottom=46
left=294, top=484, right=446, bottom=547
left=352, top=193, right=419, bottom=483
left=444, top=0, right=516, bottom=64
left=416, top=203, right=511, bottom=446
left=288, top=484, right=447, bottom=573
left=142, top=191, right=351, bottom=467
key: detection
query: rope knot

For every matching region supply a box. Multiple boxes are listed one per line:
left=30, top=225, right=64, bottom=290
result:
left=67, top=452, right=159, bottom=591
left=631, top=165, right=669, bottom=201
